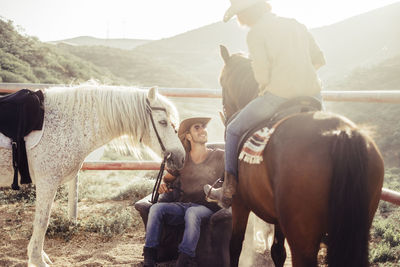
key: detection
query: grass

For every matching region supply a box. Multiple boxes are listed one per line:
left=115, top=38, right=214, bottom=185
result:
left=369, top=167, right=400, bottom=266
left=45, top=169, right=154, bottom=241
left=0, top=168, right=155, bottom=241
left=46, top=204, right=143, bottom=241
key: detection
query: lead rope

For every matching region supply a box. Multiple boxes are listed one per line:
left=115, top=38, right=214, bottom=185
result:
left=150, top=153, right=170, bottom=204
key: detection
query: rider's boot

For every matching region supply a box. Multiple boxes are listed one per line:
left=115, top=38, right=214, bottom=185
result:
left=204, top=172, right=237, bottom=208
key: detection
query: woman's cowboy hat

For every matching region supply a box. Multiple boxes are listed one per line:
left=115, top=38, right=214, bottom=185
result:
left=223, top=0, right=265, bottom=22
left=178, top=117, right=211, bottom=150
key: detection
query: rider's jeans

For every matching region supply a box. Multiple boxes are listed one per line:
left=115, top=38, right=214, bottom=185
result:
left=225, top=91, right=286, bottom=176
left=144, top=202, right=213, bottom=257
left=225, top=91, right=323, bottom=177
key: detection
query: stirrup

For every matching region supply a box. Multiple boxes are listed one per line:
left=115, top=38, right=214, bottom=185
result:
left=204, top=178, right=223, bottom=202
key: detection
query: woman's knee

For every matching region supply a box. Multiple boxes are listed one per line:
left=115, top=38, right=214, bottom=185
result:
left=184, top=209, right=203, bottom=225
left=185, top=207, right=212, bottom=225
left=148, top=203, right=167, bottom=217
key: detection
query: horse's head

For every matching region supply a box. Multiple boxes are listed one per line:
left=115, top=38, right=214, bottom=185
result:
left=146, top=87, right=185, bottom=170
left=219, top=45, right=259, bottom=123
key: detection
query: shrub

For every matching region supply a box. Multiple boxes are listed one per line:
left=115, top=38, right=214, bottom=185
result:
left=111, top=178, right=153, bottom=201
left=81, top=206, right=136, bottom=238
left=46, top=207, right=79, bottom=241
left=370, top=242, right=397, bottom=263
left=0, top=184, right=36, bottom=204
left=0, top=70, right=28, bottom=82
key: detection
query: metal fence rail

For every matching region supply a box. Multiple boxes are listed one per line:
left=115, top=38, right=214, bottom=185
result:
left=2, top=83, right=400, bottom=205
left=1, top=83, right=400, bottom=103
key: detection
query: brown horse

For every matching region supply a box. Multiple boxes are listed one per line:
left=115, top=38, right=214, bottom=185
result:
left=218, top=45, right=384, bottom=267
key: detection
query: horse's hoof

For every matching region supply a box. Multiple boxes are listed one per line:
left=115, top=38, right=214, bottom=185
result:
left=43, top=251, right=53, bottom=265
left=28, top=261, right=50, bottom=267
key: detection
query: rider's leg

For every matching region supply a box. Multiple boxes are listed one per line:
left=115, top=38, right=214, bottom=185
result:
left=207, top=92, right=287, bottom=206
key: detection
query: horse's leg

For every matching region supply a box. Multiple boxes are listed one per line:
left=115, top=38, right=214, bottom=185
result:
left=271, top=224, right=286, bottom=267
left=284, top=225, right=320, bottom=267
left=28, top=178, right=58, bottom=267
left=68, top=174, right=79, bottom=222
left=230, top=197, right=250, bottom=267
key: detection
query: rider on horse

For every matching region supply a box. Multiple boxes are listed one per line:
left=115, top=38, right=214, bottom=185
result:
left=209, top=0, right=326, bottom=206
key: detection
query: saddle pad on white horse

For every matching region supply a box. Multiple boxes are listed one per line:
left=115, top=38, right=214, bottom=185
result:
left=0, top=121, right=44, bottom=150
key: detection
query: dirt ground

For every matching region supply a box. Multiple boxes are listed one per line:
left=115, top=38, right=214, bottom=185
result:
left=0, top=199, right=279, bottom=267
left=0, top=201, right=145, bottom=267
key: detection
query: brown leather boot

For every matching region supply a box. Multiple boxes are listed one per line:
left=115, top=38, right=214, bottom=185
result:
left=203, top=172, right=237, bottom=208
left=220, top=172, right=237, bottom=208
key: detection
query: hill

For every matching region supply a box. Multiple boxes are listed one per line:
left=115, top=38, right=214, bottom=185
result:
left=131, top=20, right=248, bottom=88
left=49, top=36, right=152, bottom=50
left=56, top=43, right=204, bottom=88
left=46, top=3, right=400, bottom=89
left=128, top=2, right=400, bottom=88
left=0, top=19, right=199, bottom=87
left=325, top=55, right=400, bottom=166
left=0, top=19, right=120, bottom=84
left=329, top=55, right=400, bottom=91
left=313, top=2, right=400, bottom=86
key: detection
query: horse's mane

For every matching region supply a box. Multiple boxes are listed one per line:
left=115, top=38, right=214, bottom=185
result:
left=220, top=53, right=258, bottom=119
left=44, top=84, right=179, bottom=153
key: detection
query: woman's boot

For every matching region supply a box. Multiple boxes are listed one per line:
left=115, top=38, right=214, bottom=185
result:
left=143, top=247, right=157, bottom=267
left=176, top=252, right=195, bottom=267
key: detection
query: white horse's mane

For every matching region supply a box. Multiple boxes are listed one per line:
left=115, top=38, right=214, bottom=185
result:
left=44, top=84, right=179, bottom=152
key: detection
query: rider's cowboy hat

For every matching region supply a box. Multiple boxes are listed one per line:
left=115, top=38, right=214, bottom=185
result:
left=178, top=117, right=211, bottom=150
left=223, top=0, right=266, bottom=22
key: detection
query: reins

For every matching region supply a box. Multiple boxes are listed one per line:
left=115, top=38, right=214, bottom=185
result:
left=150, top=153, right=171, bottom=203
left=145, top=98, right=174, bottom=204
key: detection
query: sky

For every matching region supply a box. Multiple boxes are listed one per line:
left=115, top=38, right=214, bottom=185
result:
left=1, top=0, right=399, bottom=42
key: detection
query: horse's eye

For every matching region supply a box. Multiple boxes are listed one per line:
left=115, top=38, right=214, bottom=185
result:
left=159, top=120, right=168, bottom=126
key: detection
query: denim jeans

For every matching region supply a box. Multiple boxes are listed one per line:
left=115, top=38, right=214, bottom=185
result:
left=144, top=202, right=214, bottom=257
left=225, top=91, right=323, bottom=176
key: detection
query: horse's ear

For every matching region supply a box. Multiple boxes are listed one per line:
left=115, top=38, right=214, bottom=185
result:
left=148, top=87, right=158, bottom=103
left=220, top=45, right=230, bottom=64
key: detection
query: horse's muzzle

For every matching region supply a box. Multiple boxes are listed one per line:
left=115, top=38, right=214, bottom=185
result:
left=166, top=151, right=185, bottom=170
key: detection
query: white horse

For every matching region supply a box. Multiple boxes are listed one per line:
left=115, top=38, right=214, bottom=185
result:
left=0, top=85, right=185, bottom=267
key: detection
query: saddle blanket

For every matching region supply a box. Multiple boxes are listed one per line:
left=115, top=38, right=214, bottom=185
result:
left=239, top=127, right=274, bottom=164
left=0, top=122, right=44, bottom=150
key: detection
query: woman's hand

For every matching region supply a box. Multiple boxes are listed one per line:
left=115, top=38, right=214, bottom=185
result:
left=158, top=183, right=173, bottom=194
left=163, top=172, right=176, bottom=183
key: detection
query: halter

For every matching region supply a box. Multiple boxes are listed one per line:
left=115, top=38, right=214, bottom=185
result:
left=145, top=98, right=175, bottom=203
left=146, top=98, right=168, bottom=153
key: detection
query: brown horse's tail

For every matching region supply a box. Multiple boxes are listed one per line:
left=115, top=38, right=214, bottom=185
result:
left=327, top=130, right=370, bottom=267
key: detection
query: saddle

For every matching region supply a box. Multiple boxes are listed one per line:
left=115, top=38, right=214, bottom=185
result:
left=237, top=96, right=322, bottom=156
left=0, top=89, right=45, bottom=190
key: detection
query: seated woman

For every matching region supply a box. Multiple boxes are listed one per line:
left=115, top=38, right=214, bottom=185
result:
left=135, top=117, right=229, bottom=267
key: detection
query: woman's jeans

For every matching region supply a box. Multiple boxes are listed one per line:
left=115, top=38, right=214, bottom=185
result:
left=144, top=202, right=213, bottom=257
left=225, top=91, right=323, bottom=176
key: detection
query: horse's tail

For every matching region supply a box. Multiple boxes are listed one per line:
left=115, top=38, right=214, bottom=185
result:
left=327, top=129, right=370, bottom=267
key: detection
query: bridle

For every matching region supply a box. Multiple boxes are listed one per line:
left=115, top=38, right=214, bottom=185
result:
left=145, top=98, right=176, bottom=204
left=145, top=98, right=171, bottom=153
